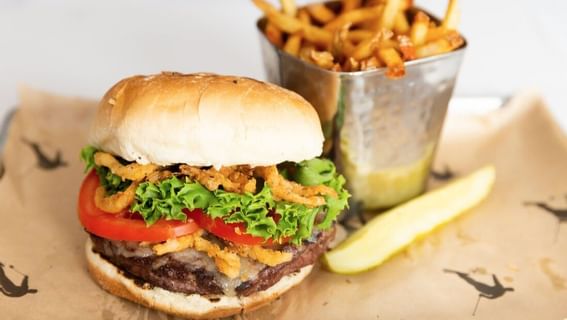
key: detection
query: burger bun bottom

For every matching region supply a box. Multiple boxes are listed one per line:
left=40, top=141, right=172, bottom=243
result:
left=85, top=238, right=312, bottom=319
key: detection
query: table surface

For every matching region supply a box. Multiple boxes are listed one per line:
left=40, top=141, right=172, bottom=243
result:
left=1, top=0, right=566, bottom=129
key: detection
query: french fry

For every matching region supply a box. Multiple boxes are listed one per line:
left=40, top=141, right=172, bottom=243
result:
left=415, top=39, right=451, bottom=58
left=342, top=0, right=362, bottom=13
left=425, top=26, right=446, bottom=42
left=299, top=44, right=315, bottom=62
left=410, top=11, right=430, bottom=46
left=283, top=4, right=304, bottom=57
left=264, top=22, right=284, bottom=47
left=280, top=0, right=297, bottom=17
left=444, top=30, right=465, bottom=49
left=332, top=23, right=352, bottom=61
left=252, top=0, right=276, bottom=14
left=306, top=4, right=336, bottom=24
left=380, top=0, right=403, bottom=30
left=442, top=0, right=460, bottom=30
left=393, top=11, right=410, bottom=34
left=298, top=8, right=311, bottom=24
left=258, top=3, right=330, bottom=46
left=360, top=56, right=381, bottom=70
left=331, top=63, right=343, bottom=72
left=284, top=34, right=302, bottom=56
left=303, top=24, right=333, bottom=47
left=253, top=0, right=302, bottom=33
left=344, top=56, right=360, bottom=71
left=397, top=35, right=415, bottom=60
left=324, top=6, right=383, bottom=31
left=310, top=49, right=335, bottom=69
left=365, top=0, right=384, bottom=5
left=342, top=40, right=356, bottom=58
left=380, top=38, right=398, bottom=49
left=351, top=30, right=382, bottom=60
left=416, top=30, right=463, bottom=59
left=266, top=11, right=302, bottom=33
left=400, top=0, right=413, bottom=10
left=299, top=7, right=327, bottom=47
left=378, top=47, right=405, bottom=78
left=347, top=29, right=373, bottom=43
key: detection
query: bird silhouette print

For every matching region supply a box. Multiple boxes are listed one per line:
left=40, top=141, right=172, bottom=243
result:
left=431, top=165, right=455, bottom=181
left=0, top=262, right=38, bottom=298
left=22, top=138, right=67, bottom=170
left=444, top=269, right=513, bottom=316
left=524, top=199, right=567, bottom=242
left=524, top=201, right=567, bottom=222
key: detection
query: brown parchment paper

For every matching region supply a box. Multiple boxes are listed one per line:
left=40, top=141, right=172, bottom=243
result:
left=1, top=88, right=566, bottom=320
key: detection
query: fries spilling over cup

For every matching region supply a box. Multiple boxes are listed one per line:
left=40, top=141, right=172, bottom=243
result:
left=253, top=0, right=466, bottom=210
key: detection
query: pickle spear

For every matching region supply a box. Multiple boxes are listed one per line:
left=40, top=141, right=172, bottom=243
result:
left=323, top=165, right=495, bottom=274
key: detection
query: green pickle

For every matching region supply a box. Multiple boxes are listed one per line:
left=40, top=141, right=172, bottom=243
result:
left=340, top=143, right=434, bottom=209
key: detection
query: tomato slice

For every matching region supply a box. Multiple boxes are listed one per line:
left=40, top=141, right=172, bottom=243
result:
left=78, top=170, right=199, bottom=242
left=186, top=210, right=287, bottom=246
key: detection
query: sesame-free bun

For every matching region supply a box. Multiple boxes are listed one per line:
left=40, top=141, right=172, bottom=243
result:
left=85, top=238, right=312, bottom=319
left=88, top=72, right=324, bottom=167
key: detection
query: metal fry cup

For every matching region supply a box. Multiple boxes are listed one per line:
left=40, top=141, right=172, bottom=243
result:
left=257, top=13, right=467, bottom=210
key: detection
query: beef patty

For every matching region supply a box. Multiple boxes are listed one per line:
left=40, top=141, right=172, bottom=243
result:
left=89, top=228, right=335, bottom=297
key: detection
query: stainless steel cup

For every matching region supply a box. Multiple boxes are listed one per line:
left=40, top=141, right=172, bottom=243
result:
left=257, top=14, right=466, bottom=210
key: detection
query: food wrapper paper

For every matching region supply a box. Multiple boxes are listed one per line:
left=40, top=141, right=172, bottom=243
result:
left=1, top=88, right=566, bottom=319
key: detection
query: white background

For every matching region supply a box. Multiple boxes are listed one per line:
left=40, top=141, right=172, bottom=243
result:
left=1, top=0, right=566, bottom=129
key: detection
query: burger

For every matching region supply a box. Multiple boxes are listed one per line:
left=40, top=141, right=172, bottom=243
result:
left=78, top=72, right=349, bottom=319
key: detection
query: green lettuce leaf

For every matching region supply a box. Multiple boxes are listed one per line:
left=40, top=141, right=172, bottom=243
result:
left=295, top=158, right=350, bottom=229
left=210, top=186, right=318, bottom=244
left=132, top=176, right=213, bottom=225
left=294, top=158, right=336, bottom=186
left=80, top=145, right=132, bottom=195
left=80, top=145, right=97, bottom=173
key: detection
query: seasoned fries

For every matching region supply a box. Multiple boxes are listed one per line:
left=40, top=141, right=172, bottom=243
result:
left=397, top=35, right=416, bottom=60
left=324, top=6, right=383, bottom=31
left=253, top=0, right=464, bottom=77
left=306, top=4, right=336, bottom=24
left=280, top=0, right=297, bottom=17
left=380, top=0, right=403, bottom=30
left=442, top=0, right=460, bottom=30
left=351, top=29, right=391, bottom=61
left=265, top=22, right=283, bottom=47
left=378, top=47, right=405, bottom=78
left=341, top=0, right=362, bottom=13
left=393, top=11, right=410, bottom=34
left=331, top=22, right=353, bottom=61
left=347, top=29, right=373, bottom=43
left=410, top=11, right=430, bottom=46
left=283, top=33, right=301, bottom=56
left=310, top=50, right=335, bottom=69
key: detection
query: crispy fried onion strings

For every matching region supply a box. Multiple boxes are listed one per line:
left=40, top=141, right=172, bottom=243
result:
left=94, top=182, right=139, bottom=213
left=152, top=230, right=293, bottom=277
left=230, top=244, right=292, bottom=267
left=94, top=152, right=158, bottom=182
left=146, top=170, right=173, bottom=184
left=153, top=230, right=241, bottom=278
left=93, top=152, right=159, bottom=213
left=254, top=166, right=337, bottom=207
left=180, top=165, right=256, bottom=193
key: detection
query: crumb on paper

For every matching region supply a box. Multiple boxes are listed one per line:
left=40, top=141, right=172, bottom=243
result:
left=456, top=227, right=476, bottom=245
left=539, top=258, right=566, bottom=290
left=508, top=263, right=519, bottom=272
left=470, top=267, right=487, bottom=275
